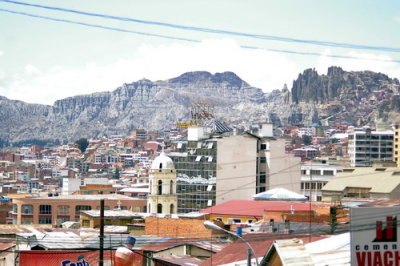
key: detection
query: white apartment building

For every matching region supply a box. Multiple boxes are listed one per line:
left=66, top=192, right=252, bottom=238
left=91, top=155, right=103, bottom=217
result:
left=348, top=128, right=394, bottom=167
left=300, top=159, right=343, bottom=201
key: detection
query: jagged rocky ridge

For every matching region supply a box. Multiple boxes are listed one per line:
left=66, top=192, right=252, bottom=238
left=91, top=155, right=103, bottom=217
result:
left=0, top=68, right=399, bottom=145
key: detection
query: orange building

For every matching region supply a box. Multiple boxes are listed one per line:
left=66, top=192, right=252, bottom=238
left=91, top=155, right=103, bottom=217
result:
left=10, top=194, right=146, bottom=225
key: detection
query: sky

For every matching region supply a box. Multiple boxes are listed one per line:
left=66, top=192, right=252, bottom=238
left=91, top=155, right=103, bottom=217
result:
left=0, top=0, right=400, bottom=105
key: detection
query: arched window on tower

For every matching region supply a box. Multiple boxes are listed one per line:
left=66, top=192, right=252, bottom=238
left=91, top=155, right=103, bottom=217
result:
left=157, top=203, right=163, bottom=214
left=170, top=204, right=174, bottom=214
left=170, top=180, right=174, bottom=194
left=159, top=163, right=162, bottom=172
left=158, top=180, right=163, bottom=195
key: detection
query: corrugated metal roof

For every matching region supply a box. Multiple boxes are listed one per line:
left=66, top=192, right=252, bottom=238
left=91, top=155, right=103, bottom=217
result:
left=322, top=167, right=400, bottom=193
left=153, top=255, right=203, bottom=265
left=204, top=119, right=233, bottom=133
left=82, top=210, right=142, bottom=218
left=200, top=200, right=312, bottom=217
left=273, top=239, right=314, bottom=265
left=262, top=233, right=350, bottom=266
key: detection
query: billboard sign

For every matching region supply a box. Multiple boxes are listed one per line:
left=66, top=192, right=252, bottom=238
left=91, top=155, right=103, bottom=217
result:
left=351, top=207, right=400, bottom=266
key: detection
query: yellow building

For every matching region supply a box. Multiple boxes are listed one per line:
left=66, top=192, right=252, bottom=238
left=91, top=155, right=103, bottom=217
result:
left=393, top=124, right=400, bottom=167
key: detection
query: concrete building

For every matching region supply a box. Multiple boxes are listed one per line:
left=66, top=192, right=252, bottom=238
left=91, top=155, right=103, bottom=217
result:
left=10, top=194, right=146, bottom=225
left=393, top=124, right=400, bottom=167
left=216, top=133, right=301, bottom=204
left=300, top=159, right=343, bottom=201
left=348, top=127, right=394, bottom=167
left=170, top=123, right=301, bottom=213
left=147, top=152, right=177, bottom=214
left=321, top=167, right=400, bottom=201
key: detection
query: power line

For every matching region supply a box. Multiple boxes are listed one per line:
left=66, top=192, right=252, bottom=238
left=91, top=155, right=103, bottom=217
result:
left=1, top=8, right=399, bottom=65
left=2, top=0, right=400, bottom=54
left=0, top=8, right=198, bottom=43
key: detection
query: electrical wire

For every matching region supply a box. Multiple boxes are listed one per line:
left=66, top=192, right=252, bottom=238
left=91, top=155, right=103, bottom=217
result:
left=0, top=8, right=399, bottom=64
left=2, top=0, right=400, bottom=54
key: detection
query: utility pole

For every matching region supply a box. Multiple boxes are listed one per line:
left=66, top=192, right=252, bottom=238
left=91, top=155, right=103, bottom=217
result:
left=309, top=164, right=312, bottom=242
left=99, top=199, right=105, bottom=266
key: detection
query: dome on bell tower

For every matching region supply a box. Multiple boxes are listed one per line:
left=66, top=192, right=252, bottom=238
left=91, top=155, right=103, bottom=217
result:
left=151, top=152, right=175, bottom=170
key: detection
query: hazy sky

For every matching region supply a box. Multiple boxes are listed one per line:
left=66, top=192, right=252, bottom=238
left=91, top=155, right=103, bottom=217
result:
left=1, top=0, right=400, bottom=104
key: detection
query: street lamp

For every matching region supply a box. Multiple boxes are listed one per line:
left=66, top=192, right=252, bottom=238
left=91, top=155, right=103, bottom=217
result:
left=204, top=221, right=260, bottom=266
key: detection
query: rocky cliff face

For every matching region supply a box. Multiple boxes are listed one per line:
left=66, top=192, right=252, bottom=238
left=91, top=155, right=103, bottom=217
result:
left=1, top=68, right=399, bottom=145
left=0, top=71, right=267, bottom=144
left=291, top=66, right=399, bottom=103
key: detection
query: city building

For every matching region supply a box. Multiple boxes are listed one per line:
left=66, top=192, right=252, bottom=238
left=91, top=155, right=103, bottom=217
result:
left=393, top=123, right=400, bottom=167
left=321, top=167, right=400, bottom=201
left=170, top=123, right=301, bottom=213
left=300, top=159, right=343, bottom=201
left=10, top=194, right=146, bottom=225
left=348, top=127, right=394, bottom=167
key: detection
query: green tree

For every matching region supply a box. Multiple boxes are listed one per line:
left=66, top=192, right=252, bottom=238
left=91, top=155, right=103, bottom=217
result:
left=75, top=138, right=89, bottom=153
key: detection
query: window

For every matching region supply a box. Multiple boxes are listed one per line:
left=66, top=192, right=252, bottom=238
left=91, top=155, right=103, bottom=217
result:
left=305, top=183, right=310, bottom=189
left=317, top=183, right=323, bottom=190
left=301, top=170, right=307, bottom=175
left=157, top=203, right=163, bottom=214
left=12, top=204, right=17, bottom=214
left=39, top=205, right=52, bottom=215
left=316, top=196, right=322, bottom=201
left=311, top=183, right=316, bottom=189
left=39, top=217, right=52, bottom=224
left=158, top=180, right=163, bottom=195
left=21, top=217, right=33, bottom=224
left=82, top=220, right=90, bottom=227
left=323, top=170, right=334, bottom=176
left=259, top=173, right=266, bottom=183
left=260, top=144, right=267, bottom=150
left=75, top=205, right=91, bottom=215
left=96, top=206, right=110, bottom=210
left=22, top=204, right=33, bottom=215
left=310, top=170, right=320, bottom=175
left=57, top=205, right=70, bottom=215
left=301, top=182, right=304, bottom=189
left=260, top=157, right=267, bottom=163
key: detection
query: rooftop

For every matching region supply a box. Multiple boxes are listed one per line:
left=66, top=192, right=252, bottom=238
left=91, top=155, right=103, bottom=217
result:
left=322, top=167, right=400, bottom=193
left=199, top=200, right=313, bottom=217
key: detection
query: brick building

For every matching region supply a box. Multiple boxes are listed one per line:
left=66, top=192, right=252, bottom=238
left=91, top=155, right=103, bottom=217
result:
left=10, top=194, right=146, bottom=225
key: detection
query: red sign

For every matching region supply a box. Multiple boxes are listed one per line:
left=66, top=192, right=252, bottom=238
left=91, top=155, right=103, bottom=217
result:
left=20, top=250, right=102, bottom=265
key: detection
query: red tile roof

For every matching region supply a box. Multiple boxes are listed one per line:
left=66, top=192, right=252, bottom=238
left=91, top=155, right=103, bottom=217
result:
left=199, top=200, right=312, bottom=217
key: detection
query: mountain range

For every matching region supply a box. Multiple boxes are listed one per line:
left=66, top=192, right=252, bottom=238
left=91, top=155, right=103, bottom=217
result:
left=0, top=66, right=399, bottom=146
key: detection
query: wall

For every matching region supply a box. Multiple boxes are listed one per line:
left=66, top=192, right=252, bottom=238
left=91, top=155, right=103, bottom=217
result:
left=268, top=139, right=301, bottom=193
left=216, top=135, right=257, bottom=204
left=144, top=217, right=213, bottom=238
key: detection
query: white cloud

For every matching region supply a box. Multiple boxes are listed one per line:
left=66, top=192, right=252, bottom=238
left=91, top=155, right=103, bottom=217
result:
left=394, top=17, right=400, bottom=23
left=0, top=39, right=300, bottom=105
left=4, top=40, right=398, bottom=106
left=316, top=49, right=400, bottom=79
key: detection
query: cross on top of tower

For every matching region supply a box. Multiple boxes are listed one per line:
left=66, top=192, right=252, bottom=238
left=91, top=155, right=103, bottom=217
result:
left=160, top=142, right=166, bottom=153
